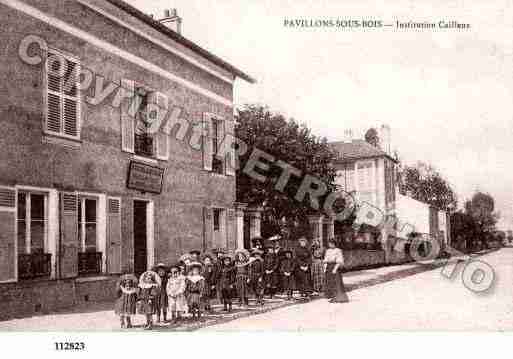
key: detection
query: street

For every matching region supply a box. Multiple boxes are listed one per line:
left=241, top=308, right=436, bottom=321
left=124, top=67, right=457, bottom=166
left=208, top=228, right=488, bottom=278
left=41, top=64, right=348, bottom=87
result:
left=202, top=248, right=513, bottom=331
left=0, top=249, right=510, bottom=331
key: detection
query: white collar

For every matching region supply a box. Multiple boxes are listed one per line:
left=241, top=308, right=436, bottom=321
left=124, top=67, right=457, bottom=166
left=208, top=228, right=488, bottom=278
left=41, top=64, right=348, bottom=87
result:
left=187, top=274, right=204, bottom=283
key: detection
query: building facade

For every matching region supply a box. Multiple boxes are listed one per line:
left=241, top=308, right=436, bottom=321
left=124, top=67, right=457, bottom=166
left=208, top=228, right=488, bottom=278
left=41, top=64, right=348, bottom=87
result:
left=330, top=126, right=399, bottom=251
left=0, top=0, right=254, bottom=319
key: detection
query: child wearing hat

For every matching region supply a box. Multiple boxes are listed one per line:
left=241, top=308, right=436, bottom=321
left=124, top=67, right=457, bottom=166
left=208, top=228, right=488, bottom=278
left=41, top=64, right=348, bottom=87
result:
left=154, top=263, right=169, bottom=322
left=234, top=250, right=250, bottom=307
left=263, top=246, right=279, bottom=299
left=185, top=262, right=205, bottom=320
left=249, top=249, right=265, bottom=306
left=280, top=249, right=296, bottom=300
left=202, top=254, right=216, bottom=312
left=137, top=271, right=161, bottom=329
left=114, top=273, right=138, bottom=329
left=213, top=249, right=226, bottom=303
left=311, top=248, right=325, bottom=295
left=166, top=264, right=188, bottom=322
left=218, top=255, right=236, bottom=312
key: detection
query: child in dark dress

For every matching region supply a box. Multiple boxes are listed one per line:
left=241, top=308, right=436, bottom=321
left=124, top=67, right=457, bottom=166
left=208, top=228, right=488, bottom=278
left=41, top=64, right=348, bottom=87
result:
left=137, top=271, right=161, bottom=330
left=280, top=250, right=295, bottom=300
left=202, top=255, right=216, bottom=312
left=234, top=250, right=250, bottom=307
left=115, top=274, right=138, bottom=329
left=249, top=249, right=265, bottom=305
left=263, top=246, right=279, bottom=298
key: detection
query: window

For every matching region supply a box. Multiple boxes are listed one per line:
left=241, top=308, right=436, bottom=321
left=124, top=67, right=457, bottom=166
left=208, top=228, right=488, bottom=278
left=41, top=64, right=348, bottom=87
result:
left=134, top=86, right=154, bottom=157
left=77, top=197, right=102, bottom=275
left=212, top=118, right=224, bottom=174
left=78, top=198, right=97, bottom=252
left=45, top=49, right=80, bottom=139
left=212, top=208, right=225, bottom=248
left=17, top=191, right=51, bottom=279
left=213, top=208, right=221, bottom=231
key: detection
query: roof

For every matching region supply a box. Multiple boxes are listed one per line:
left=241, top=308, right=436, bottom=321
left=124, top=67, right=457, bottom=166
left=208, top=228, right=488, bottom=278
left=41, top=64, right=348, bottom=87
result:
left=105, top=0, right=256, bottom=84
left=330, top=139, right=398, bottom=163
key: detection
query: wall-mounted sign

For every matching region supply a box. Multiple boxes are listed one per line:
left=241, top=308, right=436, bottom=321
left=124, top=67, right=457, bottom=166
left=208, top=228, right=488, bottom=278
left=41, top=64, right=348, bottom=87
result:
left=127, top=161, right=164, bottom=194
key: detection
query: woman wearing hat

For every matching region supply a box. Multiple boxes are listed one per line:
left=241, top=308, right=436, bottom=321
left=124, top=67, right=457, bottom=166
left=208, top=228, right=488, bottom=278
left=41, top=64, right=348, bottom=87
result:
left=137, top=270, right=161, bottom=329
left=185, top=261, right=205, bottom=320
left=263, top=246, right=279, bottom=298
left=323, top=239, right=349, bottom=303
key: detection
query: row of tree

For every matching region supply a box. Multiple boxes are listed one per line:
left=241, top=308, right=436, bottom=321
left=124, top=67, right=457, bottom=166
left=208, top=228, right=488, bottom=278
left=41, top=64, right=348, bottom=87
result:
left=235, top=104, right=500, bottom=250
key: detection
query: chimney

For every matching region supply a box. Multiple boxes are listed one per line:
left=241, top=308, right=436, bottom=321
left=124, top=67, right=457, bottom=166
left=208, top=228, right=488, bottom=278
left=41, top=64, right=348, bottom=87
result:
left=343, top=129, right=353, bottom=143
left=159, top=8, right=182, bottom=34
left=379, top=124, right=391, bottom=154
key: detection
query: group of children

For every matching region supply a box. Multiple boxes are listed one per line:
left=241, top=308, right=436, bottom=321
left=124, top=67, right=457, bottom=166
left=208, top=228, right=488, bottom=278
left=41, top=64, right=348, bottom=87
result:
left=115, top=241, right=327, bottom=329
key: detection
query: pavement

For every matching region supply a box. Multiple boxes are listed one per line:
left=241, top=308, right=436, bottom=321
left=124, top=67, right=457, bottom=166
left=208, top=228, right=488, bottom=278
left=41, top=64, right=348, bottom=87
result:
left=0, top=248, right=506, bottom=331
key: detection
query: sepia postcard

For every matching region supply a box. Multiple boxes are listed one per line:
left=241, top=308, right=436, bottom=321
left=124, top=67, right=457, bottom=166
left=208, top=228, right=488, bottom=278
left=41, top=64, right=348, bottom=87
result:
left=0, top=0, right=512, bottom=356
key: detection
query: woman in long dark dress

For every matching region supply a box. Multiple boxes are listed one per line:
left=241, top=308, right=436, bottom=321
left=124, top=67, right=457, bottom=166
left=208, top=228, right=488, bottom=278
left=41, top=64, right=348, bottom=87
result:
left=323, top=239, right=349, bottom=303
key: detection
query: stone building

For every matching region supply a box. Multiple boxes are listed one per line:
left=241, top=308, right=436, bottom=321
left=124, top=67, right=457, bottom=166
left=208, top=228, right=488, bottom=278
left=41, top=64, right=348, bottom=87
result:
left=0, top=0, right=256, bottom=319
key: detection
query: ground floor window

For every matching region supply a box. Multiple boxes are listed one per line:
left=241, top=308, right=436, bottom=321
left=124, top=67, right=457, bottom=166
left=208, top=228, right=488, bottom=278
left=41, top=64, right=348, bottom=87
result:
left=212, top=208, right=226, bottom=248
left=77, top=196, right=102, bottom=276
left=17, top=191, right=51, bottom=280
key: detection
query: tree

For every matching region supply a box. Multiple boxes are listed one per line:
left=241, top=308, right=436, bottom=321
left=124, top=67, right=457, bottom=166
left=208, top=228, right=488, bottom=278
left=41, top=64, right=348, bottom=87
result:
left=235, top=105, right=338, bottom=239
left=398, top=161, right=457, bottom=210
left=450, top=191, right=500, bottom=251
left=364, top=128, right=379, bottom=147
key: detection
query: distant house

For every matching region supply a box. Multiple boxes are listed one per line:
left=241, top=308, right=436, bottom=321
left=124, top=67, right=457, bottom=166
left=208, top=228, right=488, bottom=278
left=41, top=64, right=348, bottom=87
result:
left=329, top=126, right=398, bottom=250
left=329, top=126, right=450, bottom=262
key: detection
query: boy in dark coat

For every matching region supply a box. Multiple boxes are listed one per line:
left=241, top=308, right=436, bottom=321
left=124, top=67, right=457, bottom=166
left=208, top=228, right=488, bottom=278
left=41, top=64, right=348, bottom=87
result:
left=280, top=249, right=295, bottom=300
left=294, top=237, right=312, bottom=298
left=218, top=256, right=236, bottom=312
left=213, top=249, right=225, bottom=303
left=153, top=263, right=169, bottom=322
left=248, top=249, right=265, bottom=305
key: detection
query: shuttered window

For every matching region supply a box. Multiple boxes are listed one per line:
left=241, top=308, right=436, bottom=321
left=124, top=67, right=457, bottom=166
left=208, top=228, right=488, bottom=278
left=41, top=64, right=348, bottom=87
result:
left=45, top=50, right=81, bottom=139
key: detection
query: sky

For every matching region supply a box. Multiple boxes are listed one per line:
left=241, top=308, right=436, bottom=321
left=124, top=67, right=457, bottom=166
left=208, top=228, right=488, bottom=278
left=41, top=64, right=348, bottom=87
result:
left=129, top=0, right=513, bottom=229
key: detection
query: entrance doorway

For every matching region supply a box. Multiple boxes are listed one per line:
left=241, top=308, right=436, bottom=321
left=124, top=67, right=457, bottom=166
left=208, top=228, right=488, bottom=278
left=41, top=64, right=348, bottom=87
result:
left=133, top=200, right=147, bottom=275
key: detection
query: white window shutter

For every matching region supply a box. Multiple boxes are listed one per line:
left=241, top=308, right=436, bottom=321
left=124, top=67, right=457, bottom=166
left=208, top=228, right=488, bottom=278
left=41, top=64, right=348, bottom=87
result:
left=121, top=79, right=135, bottom=153
left=153, top=92, right=169, bottom=161
left=202, top=113, right=213, bottom=171
left=45, top=51, right=80, bottom=138
left=0, top=186, right=17, bottom=283
left=225, top=119, right=235, bottom=176
left=63, top=59, right=80, bottom=137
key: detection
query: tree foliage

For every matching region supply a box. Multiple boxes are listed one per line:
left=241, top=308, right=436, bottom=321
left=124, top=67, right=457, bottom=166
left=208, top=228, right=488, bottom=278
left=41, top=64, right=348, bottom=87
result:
left=450, top=191, right=500, bottom=251
left=235, top=105, right=338, bottom=239
left=398, top=161, right=457, bottom=210
left=364, top=128, right=379, bottom=147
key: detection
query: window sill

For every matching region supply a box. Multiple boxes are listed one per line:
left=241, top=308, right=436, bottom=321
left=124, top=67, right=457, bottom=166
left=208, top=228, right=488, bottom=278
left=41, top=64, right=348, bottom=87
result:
left=132, top=154, right=158, bottom=165
left=43, top=133, right=82, bottom=148
left=75, top=275, right=110, bottom=283
left=210, top=172, right=227, bottom=178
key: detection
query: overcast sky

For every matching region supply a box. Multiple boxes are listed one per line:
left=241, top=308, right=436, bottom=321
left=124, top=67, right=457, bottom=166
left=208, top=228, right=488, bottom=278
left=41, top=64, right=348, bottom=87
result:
left=129, top=0, right=513, bottom=229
